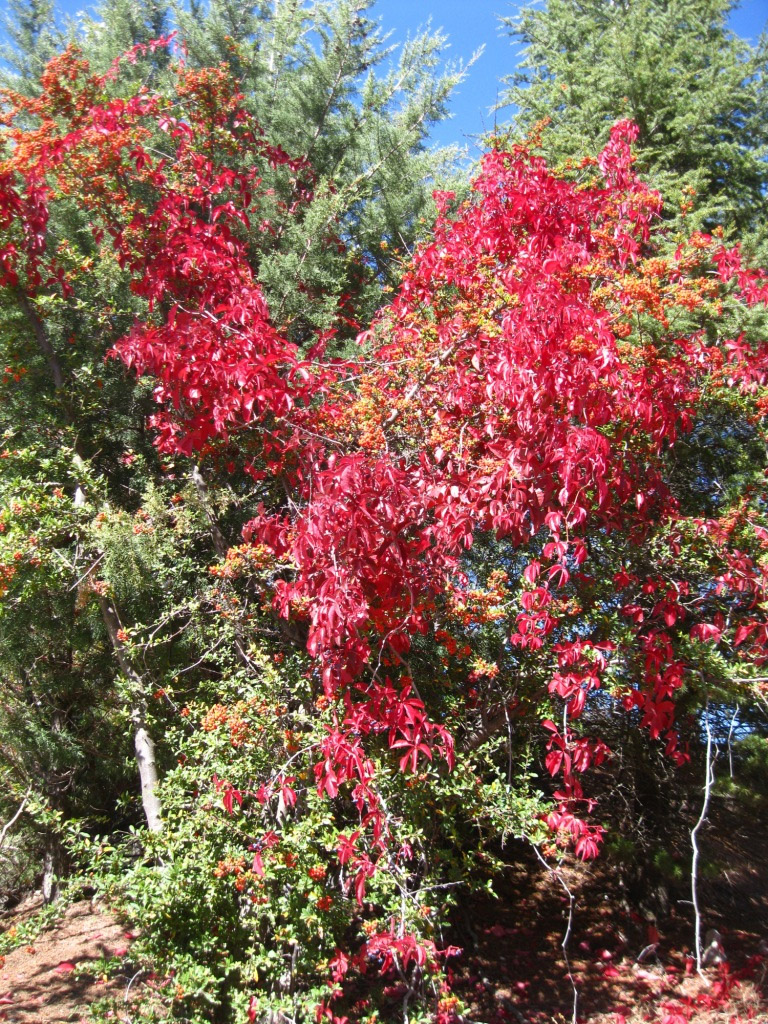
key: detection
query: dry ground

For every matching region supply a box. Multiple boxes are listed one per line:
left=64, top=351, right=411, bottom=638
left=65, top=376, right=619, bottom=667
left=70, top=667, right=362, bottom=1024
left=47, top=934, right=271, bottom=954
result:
left=0, top=898, right=132, bottom=1023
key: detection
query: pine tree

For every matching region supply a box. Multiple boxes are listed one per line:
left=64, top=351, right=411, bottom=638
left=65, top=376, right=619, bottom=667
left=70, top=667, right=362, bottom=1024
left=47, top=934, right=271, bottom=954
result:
left=500, top=0, right=768, bottom=905
left=81, top=0, right=170, bottom=51
left=0, top=0, right=60, bottom=91
left=77, top=0, right=173, bottom=80
left=169, top=0, right=468, bottom=346
left=500, top=0, right=768, bottom=237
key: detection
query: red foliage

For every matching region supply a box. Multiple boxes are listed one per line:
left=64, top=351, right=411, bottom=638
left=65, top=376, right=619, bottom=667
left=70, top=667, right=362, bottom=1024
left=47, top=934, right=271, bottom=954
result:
left=4, top=51, right=768, bottom=999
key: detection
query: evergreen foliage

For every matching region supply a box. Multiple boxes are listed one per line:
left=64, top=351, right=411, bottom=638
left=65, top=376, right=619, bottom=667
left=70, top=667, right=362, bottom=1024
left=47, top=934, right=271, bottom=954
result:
left=499, top=0, right=768, bottom=904
left=0, top=0, right=466, bottom=915
left=501, top=0, right=768, bottom=236
left=0, top=0, right=60, bottom=91
left=77, top=0, right=469, bottom=347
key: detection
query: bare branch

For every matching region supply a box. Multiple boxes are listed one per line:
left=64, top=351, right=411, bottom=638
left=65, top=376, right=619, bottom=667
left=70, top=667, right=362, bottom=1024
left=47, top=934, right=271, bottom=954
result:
left=0, top=787, right=32, bottom=850
left=692, top=703, right=716, bottom=978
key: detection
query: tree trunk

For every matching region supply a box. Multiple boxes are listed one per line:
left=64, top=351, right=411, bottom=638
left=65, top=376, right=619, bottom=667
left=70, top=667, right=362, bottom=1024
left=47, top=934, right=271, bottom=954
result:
left=133, top=717, right=163, bottom=833
left=98, top=596, right=163, bottom=832
left=191, top=464, right=229, bottom=558
left=41, top=839, right=62, bottom=904
left=16, top=288, right=65, bottom=390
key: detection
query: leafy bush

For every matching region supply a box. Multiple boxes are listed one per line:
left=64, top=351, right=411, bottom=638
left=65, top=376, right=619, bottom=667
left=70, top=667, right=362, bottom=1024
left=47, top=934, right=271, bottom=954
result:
left=81, top=646, right=545, bottom=1022
left=732, top=733, right=768, bottom=796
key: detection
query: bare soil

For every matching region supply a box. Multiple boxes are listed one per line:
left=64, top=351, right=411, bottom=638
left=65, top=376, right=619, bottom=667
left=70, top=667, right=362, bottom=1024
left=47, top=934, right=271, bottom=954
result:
left=0, top=898, right=133, bottom=1023
left=448, top=854, right=767, bottom=1023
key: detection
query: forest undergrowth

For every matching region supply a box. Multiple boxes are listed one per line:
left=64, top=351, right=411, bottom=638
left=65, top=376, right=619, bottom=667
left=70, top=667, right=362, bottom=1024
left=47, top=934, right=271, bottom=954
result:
left=2, top=789, right=767, bottom=1024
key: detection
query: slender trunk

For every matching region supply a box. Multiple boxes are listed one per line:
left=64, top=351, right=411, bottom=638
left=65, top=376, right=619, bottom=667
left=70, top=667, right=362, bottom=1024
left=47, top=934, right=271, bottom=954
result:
left=42, top=711, right=66, bottom=902
left=41, top=841, right=63, bottom=904
left=461, top=704, right=514, bottom=754
left=15, top=289, right=163, bottom=833
left=133, top=718, right=163, bottom=834
left=692, top=705, right=716, bottom=976
left=268, top=0, right=280, bottom=75
left=0, top=789, right=31, bottom=850
left=16, top=289, right=65, bottom=390
left=98, top=596, right=163, bottom=832
left=191, top=464, right=229, bottom=559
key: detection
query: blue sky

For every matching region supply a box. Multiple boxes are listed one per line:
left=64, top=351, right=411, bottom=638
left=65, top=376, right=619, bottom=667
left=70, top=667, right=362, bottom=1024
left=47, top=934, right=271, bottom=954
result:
left=6, top=0, right=768, bottom=150
left=378, top=0, right=768, bottom=150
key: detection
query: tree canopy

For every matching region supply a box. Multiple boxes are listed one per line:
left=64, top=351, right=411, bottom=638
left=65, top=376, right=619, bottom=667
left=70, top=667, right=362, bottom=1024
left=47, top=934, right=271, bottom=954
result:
left=501, top=0, right=768, bottom=237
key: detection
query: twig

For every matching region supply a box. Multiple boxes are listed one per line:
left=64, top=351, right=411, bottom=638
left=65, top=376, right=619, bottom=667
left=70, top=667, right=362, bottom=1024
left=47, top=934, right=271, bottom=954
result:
left=531, top=843, right=579, bottom=1024
left=67, top=552, right=105, bottom=591
left=383, top=341, right=459, bottom=430
left=0, top=787, right=32, bottom=849
left=124, top=966, right=145, bottom=1003
left=692, top=703, right=716, bottom=978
